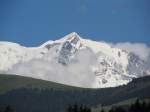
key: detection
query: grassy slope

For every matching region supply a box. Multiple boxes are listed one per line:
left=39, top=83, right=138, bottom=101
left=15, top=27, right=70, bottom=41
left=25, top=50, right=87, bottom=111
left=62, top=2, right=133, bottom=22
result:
left=0, top=74, right=83, bottom=94
left=1, top=73, right=150, bottom=95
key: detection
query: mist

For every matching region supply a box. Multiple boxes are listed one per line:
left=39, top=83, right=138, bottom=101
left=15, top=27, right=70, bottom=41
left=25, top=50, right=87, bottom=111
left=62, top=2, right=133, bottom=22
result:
left=6, top=49, right=97, bottom=88
left=110, top=42, right=150, bottom=61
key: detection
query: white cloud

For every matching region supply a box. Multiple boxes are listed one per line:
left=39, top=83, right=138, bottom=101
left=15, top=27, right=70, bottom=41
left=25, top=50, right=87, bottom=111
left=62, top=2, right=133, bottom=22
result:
left=111, top=42, right=150, bottom=61
left=7, top=49, right=97, bottom=88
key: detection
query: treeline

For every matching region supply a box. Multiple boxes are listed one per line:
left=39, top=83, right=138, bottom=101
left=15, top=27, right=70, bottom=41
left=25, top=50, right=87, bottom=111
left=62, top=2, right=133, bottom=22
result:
left=66, top=99, right=150, bottom=112
left=1, top=99, right=150, bottom=112
left=67, top=104, right=91, bottom=112
left=0, top=87, right=150, bottom=112
left=0, top=105, right=15, bottom=112
left=101, top=99, right=150, bottom=112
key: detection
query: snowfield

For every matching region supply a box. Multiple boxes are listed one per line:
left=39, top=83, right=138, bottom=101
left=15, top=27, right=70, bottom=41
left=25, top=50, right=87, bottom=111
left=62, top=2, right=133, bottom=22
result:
left=0, top=32, right=150, bottom=88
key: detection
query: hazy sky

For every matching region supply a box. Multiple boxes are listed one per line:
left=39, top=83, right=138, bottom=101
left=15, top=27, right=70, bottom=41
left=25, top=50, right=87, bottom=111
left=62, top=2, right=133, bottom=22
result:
left=0, top=0, right=150, bottom=46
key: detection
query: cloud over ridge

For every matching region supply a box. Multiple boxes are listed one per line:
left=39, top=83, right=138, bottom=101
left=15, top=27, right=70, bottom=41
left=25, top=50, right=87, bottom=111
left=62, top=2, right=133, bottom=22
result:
left=109, top=42, right=150, bottom=61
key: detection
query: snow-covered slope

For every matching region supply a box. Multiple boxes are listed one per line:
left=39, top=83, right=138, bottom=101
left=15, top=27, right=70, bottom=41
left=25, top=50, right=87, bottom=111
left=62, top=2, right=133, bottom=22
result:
left=0, top=32, right=149, bottom=88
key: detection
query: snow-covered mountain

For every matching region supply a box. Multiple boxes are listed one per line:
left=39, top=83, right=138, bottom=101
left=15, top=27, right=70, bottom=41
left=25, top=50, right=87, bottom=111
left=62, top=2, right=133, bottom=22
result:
left=0, top=32, right=150, bottom=88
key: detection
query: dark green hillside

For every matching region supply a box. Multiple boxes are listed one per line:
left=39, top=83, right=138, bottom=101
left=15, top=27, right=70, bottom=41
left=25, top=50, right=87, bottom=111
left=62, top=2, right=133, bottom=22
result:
left=0, top=74, right=83, bottom=94
left=92, top=98, right=150, bottom=112
left=0, top=74, right=150, bottom=112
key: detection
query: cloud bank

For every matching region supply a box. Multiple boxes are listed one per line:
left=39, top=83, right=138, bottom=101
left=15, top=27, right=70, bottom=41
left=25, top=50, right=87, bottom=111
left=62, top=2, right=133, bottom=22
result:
left=7, top=49, right=97, bottom=88
left=111, top=42, right=150, bottom=61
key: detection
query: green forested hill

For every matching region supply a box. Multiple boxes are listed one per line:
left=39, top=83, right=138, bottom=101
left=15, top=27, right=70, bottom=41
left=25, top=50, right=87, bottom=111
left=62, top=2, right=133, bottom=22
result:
left=0, top=74, right=150, bottom=112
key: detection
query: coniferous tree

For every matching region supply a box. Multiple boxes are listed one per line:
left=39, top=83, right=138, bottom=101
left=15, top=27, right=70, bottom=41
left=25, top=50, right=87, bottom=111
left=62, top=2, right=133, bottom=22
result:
left=67, top=104, right=91, bottom=112
left=141, top=101, right=146, bottom=112
left=109, top=107, right=115, bottom=112
left=79, top=104, right=84, bottom=112
left=73, top=104, right=78, bottom=112
left=4, top=105, right=14, bottom=112
left=129, top=99, right=140, bottom=112
left=146, top=102, right=150, bottom=112
left=114, top=107, right=126, bottom=112
left=67, top=105, right=73, bottom=112
left=100, top=108, right=105, bottom=112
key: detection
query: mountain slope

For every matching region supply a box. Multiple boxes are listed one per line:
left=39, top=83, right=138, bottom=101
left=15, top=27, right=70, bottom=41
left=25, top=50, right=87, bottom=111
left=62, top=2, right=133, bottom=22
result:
left=0, top=74, right=81, bottom=94
left=0, top=32, right=150, bottom=88
left=0, top=74, right=150, bottom=112
left=92, top=98, right=150, bottom=112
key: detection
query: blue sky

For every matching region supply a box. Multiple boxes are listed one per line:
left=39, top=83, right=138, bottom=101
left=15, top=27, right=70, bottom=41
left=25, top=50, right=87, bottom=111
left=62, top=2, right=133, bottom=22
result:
left=0, top=0, right=150, bottom=46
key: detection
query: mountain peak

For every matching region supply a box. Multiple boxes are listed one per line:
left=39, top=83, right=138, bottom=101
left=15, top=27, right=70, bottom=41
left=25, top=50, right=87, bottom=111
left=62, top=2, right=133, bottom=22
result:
left=67, top=32, right=79, bottom=37
left=58, top=32, right=82, bottom=65
left=57, top=32, right=81, bottom=43
left=40, top=32, right=81, bottom=48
